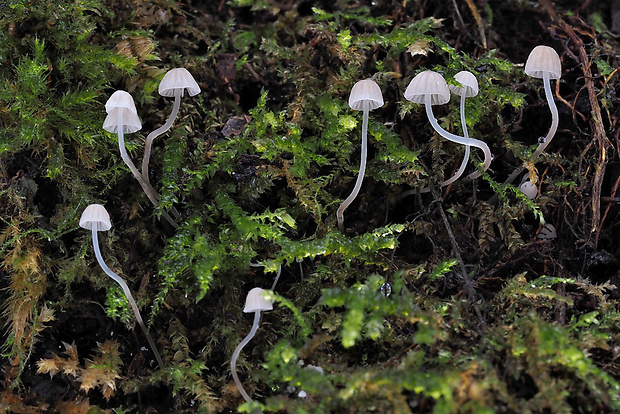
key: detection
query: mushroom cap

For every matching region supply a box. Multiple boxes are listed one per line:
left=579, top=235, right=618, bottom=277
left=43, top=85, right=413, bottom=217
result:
left=519, top=180, right=538, bottom=199
left=449, top=71, right=479, bottom=97
left=103, top=108, right=142, bottom=133
left=243, top=287, right=273, bottom=313
left=80, top=204, right=112, bottom=231
left=105, top=90, right=138, bottom=115
left=159, top=68, right=201, bottom=97
left=525, top=45, right=561, bottom=80
left=537, top=223, right=557, bottom=240
left=348, top=79, right=384, bottom=111
left=404, top=70, right=450, bottom=105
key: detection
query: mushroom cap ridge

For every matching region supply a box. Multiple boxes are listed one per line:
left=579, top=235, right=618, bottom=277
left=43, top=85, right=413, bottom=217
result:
left=80, top=204, right=112, bottom=231
left=159, top=68, right=201, bottom=97
left=243, top=287, right=273, bottom=313
left=404, top=70, right=451, bottom=105
left=105, top=90, right=138, bottom=114
left=103, top=108, right=142, bottom=133
left=449, top=71, right=479, bottom=98
left=348, top=79, right=384, bottom=111
left=525, top=45, right=561, bottom=80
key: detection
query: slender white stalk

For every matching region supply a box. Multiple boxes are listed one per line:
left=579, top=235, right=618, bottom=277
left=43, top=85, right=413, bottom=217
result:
left=91, top=228, right=164, bottom=369
left=424, top=95, right=491, bottom=180
left=337, top=108, right=369, bottom=230
left=531, top=72, right=559, bottom=160
left=492, top=72, right=559, bottom=194
left=142, top=91, right=182, bottom=185
left=443, top=93, right=472, bottom=185
left=117, top=113, right=179, bottom=228
left=231, top=311, right=262, bottom=402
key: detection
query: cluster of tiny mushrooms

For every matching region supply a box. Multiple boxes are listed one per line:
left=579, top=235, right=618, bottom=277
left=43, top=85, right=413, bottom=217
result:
left=79, top=45, right=560, bottom=401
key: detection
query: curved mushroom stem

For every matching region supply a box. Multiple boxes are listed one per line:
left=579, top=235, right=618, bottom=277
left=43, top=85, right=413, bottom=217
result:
left=142, top=90, right=182, bottom=185
left=424, top=94, right=491, bottom=180
left=231, top=311, right=262, bottom=402
left=117, top=114, right=179, bottom=228
left=531, top=72, right=558, bottom=160
left=443, top=93, right=472, bottom=185
left=91, top=228, right=164, bottom=369
left=337, top=107, right=369, bottom=231
left=490, top=72, right=559, bottom=197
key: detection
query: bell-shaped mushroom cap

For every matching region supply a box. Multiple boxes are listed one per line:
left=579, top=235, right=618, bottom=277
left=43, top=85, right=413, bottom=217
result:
left=103, top=108, right=142, bottom=134
left=243, top=287, right=273, bottom=313
left=159, top=68, right=201, bottom=98
left=404, top=70, right=450, bottom=105
left=348, top=79, right=384, bottom=111
left=449, top=71, right=479, bottom=97
left=105, top=90, right=138, bottom=115
left=80, top=204, right=112, bottom=231
left=519, top=180, right=538, bottom=199
left=525, top=45, right=561, bottom=80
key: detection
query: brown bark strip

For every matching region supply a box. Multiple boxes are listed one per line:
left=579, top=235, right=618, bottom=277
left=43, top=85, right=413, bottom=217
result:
left=541, top=0, right=611, bottom=247
left=464, top=0, right=487, bottom=49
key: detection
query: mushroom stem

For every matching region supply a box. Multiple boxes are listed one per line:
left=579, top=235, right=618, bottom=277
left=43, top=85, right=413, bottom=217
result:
left=424, top=94, right=491, bottom=180
left=141, top=90, right=182, bottom=185
left=336, top=107, right=369, bottom=231
left=443, top=93, right=472, bottom=185
left=230, top=311, right=262, bottom=402
left=531, top=72, right=559, bottom=160
left=91, top=227, right=164, bottom=369
left=490, top=72, right=559, bottom=197
left=117, top=114, right=179, bottom=228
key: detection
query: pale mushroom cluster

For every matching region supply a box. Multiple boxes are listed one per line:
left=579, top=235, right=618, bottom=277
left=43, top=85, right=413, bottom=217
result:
left=340, top=45, right=561, bottom=229
left=81, top=44, right=563, bottom=401
left=103, top=68, right=201, bottom=229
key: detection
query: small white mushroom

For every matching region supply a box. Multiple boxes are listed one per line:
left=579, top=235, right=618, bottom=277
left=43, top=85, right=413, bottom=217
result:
left=525, top=46, right=561, bottom=161
left=80, top=204, right=164, bottom=369
left=231, top=287, right=274, bottom=402
left=104, top=91, right=177, bottom=228
left=519, top=180, right=538, bottom=199
left=142, top=68, right=201, bottom=185
left=404, top=71, right=492, bottom=181
left=537, top=223, right=557, bottom=240
left=336, top=78, right=384, bottom=231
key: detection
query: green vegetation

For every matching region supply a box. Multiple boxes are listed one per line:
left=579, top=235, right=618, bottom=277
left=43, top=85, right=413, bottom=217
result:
left=1, top=0, right=619, bottom=412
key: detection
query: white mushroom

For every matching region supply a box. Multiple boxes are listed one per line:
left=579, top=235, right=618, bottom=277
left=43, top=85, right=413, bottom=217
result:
left=142, top=68, right=200, bottom=185
left=80, top=204, right=164, bottom=369
left=525, top=46, right=561, bottom=161
left=336, top=78, right=384, bottom=231
left=537, top=223, right=557, bottom=240
left=404, top=71, right=492, bottom=181
left=519, top=180, right=538, bottom=199
left=231, top=287, right=274, bottom=402
left=103, top=91, right=177, bottom=228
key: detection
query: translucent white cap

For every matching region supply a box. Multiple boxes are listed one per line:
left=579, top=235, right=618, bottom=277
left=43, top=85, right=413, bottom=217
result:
left=243, top=287, right=273, bottom=313
left=519, top=180, right=538, bottom=199
left=404, top=71, right=450, bottom=105
left=105, top=90, right=138, bottom=115
left=449, top=71, right=479, bottom=97
left=525, top=46, right=561, bottom=80
left=80, top=204, right=112, bottom=231
left=348, top=79, right=384, bottom=111
left=537, top=223, right=557, bottom=240
left=159, top=68, right=201, bottom=98
left=103, top=108, right=142, bottom=133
